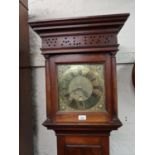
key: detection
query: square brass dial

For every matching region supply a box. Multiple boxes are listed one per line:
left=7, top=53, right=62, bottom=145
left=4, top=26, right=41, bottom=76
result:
left=57, top=64, right=106, bottom=112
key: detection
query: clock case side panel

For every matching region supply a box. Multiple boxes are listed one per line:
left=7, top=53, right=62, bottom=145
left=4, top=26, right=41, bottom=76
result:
left=45, top=56, right=53, bottom=120
left=45, top=53, right=118, bottom=124
left=111, top=52, right=119, bottom=121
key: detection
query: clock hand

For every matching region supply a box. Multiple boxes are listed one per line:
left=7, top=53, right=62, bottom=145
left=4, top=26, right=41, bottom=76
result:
left=80, top=89, right=88, bottom=98
left=70, top=87, right=88, bottom=98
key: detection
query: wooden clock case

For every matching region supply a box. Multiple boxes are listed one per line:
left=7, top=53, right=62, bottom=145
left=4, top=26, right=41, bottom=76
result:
left=30, top=13, right=129, bottom=155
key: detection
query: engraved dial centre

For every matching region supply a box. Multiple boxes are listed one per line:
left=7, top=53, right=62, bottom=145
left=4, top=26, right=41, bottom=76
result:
left=69, top=76, right=93, bottom=102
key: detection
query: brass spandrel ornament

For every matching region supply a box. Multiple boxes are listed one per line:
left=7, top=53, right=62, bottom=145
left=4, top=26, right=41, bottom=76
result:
left=57, top=64, right=106, bottom=112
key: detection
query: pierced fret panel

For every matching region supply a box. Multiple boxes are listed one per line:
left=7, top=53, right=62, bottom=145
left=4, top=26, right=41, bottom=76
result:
left=42, top=34, right=116, bottom=49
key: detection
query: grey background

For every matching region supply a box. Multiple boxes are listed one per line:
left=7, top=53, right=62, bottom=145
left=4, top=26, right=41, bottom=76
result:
left=28, top=0, right=135, bottom=155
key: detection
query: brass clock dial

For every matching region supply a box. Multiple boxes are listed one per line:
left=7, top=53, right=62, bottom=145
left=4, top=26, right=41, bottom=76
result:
left=58, top=64, right=106, bottom=112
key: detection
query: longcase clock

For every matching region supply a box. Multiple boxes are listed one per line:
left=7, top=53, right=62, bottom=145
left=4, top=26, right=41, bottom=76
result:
left=30, top=13, right=129, bottom=155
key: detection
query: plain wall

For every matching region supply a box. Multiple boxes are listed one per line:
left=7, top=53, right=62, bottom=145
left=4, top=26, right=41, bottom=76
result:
left=28, top=0, right=135, bottom=155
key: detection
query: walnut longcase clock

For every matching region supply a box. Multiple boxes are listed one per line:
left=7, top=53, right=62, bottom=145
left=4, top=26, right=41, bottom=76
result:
left=30, top=13, right=129, bottom=155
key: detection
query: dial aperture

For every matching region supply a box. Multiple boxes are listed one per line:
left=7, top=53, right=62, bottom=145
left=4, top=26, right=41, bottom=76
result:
left=58, top=64, right=106, bottom=112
